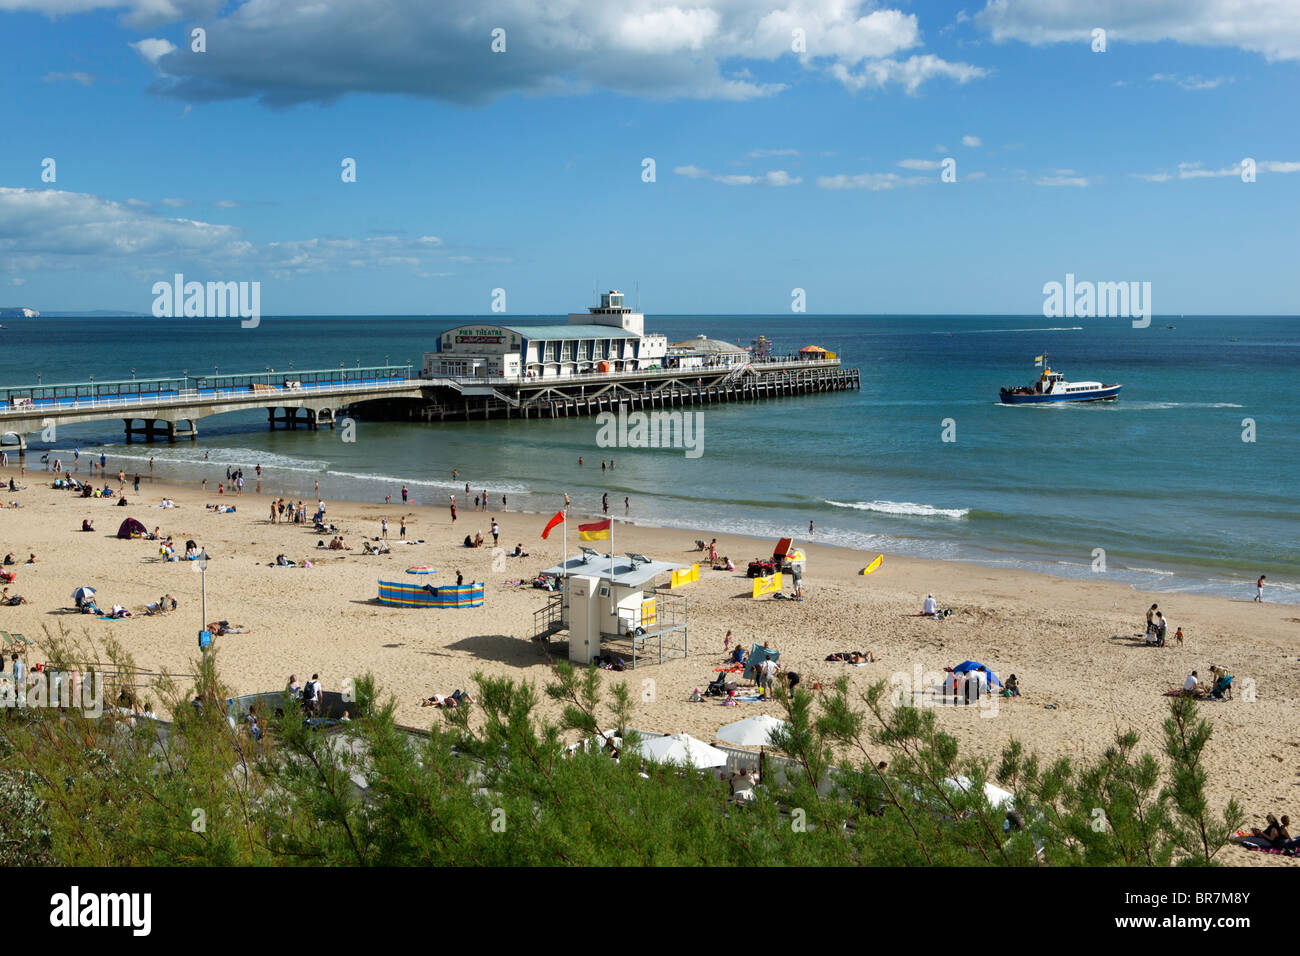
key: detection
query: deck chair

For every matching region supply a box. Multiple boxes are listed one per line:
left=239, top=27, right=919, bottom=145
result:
left=13, top=633, right=32, bottom=647
left=0, top=632, right=13, bottom=648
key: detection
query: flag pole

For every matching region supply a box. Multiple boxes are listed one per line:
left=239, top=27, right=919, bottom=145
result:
left=562, top=501, right=568, bottom=580
left=609, top=517, right=616, bottom=621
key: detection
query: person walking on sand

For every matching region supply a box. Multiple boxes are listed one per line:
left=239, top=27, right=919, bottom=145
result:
left=400, top=516, right=407, bottom=539
left=491, top=520, right=499, bottom=547
left=402, top=485, right=408, bottom=503
left=602, top=493, right=609, bottom=515
left=450, top=502, right=457, bottom=524
left=1256, top=575, right=1266, bottom=602
left=381, top=517, right=389, bottom=540
left=133, top=474, right=140, bottom=495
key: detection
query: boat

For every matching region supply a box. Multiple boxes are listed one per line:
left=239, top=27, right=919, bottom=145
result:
left=999, top=353, right=1121, bottom=404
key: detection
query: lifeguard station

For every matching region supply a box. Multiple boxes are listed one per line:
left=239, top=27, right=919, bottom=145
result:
left=533, top=549, right=688, bottom=667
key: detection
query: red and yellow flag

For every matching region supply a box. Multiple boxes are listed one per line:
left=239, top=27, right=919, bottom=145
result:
left=541, top=510, right=565, bottom=539
left=578, top=519, right=611, bottom=541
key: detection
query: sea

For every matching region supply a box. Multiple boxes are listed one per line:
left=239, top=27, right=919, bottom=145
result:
left=2, top=313, right=1297, bottom=604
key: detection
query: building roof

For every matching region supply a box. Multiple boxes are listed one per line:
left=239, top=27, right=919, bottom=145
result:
left=669, top=335, right=748, bottom=354
left=540, top=552, right=680, bottom=589
left=439, top=323, right=640, bottom=340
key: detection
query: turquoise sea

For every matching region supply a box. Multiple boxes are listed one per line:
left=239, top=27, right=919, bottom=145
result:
left=2, top=314, right=1296, bottom=603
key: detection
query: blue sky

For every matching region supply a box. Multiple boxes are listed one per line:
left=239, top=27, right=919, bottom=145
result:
left=1, top=0, right=1297, bottom=315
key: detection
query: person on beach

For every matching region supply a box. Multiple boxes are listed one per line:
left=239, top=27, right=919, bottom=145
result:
left=400, top=516, right=407, bottom=539
left=1145, top=603, right=1158, bottom=636
left=381, top=517, right=389, bottom=540
left=1256, top=575, right=1266, bottom=602
left=1154, top=612, right=1168, bottom=647
left=624, top=497, right=629, bottom=513
left=808, top=520, right=814, bottom=537
left=1175, top=626, right=1185, bottom=646
left=2, top=588, right=29, bottom=605
left=456, top=570, right=464, bottom=586
left=602, top=493, right=609, bottom=515
left=218, top=482, right=224, bottom=496
left=474, top=494, right=480, bottom=511
left=287, top=675, right=301, bottom=699
left=402, top=485, right=408, bottom=503
left=1182, top=670, right=1199, bottom=696
left=491, top=521, right=499, bottom=546
left=502, top=494, right=507, bottom=511
left=255, top=463, right=261, bottom=478
left=724, top=630, right=732, bottom=653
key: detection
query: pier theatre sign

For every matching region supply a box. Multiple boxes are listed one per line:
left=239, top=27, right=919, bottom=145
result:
left=443, top=327, right=519, bottom=351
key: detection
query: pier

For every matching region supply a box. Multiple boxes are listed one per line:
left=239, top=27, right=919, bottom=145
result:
left=350, top=358, right=859, bottom=422
left=0, top=358, right=858, bottom=457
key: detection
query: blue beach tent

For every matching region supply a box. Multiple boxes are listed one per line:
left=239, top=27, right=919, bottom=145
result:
left=743, top=644, right=780, bottom=682
left=952, top=660, right=1001, bottom=688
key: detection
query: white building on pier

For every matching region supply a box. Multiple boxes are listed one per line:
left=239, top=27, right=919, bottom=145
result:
left=423, top=290, right=672, bottom=379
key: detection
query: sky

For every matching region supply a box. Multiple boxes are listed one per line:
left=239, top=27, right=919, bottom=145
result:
left=0, top=0, right=1297, bottom=316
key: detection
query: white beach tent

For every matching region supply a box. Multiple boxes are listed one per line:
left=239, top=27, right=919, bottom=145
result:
left=717, top=713, right=789, bottom=748
left=633, top=732, right=728, bottom=769
left=943, top=775, right=1016, bottom=811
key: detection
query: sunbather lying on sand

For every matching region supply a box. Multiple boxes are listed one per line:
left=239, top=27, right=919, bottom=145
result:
left=420, top=689, right=473, bottom=708
left=827, top=651, right=876, bottom=663
left=144, top=595, right=177, bottom=614
left=206, top=621, right=248, bottom=636
left=107, top=605, right=133, bottom=619
left=1, top=588, right=28, bottom=606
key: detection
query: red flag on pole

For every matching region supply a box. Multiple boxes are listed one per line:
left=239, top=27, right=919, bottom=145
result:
left=541, top=510, right=566, bottom=539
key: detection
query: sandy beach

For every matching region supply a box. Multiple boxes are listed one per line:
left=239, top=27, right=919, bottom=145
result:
left=1, top=464, right=1295, bottom=865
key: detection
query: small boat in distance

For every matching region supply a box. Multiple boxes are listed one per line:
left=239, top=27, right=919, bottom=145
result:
left=999, top=353, right=1121, bottom=404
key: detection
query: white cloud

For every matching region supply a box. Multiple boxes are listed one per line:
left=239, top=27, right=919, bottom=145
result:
left=0, top=187, right=465, bottom=279
left=212, top=200, right=240, bottom=208
left=41, top=71, right=95, bottom=86
left=1150, top=72, right=1232, bottom=90
left=0, top=0, right=222, bottom=28
left=9, top=278, right=25, bottom=286
left=817, top=171, right=929, bottom=190
left=674, top=165, right=801, bottom=186
left=748, top=148, right=800, bottom=158
left=1035, top=174, right=1089, bottom=187
left=829, top=54, right=988, bottom=94
left=976, top=0, right=1300, bottom=62
left=90, top=1, right=988, bottom=106
left=159, top=198, right=189, bottom=207
left=130, top=37, right=177, bottom=65
left=898, top=158, right=944, bottom=169
left=961, top=134, right=982, bottom=147
left=1130, top=172, right=1173, bottom=182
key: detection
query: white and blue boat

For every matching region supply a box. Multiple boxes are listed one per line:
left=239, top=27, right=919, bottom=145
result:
left=999, top=353, right=1121, bottom=404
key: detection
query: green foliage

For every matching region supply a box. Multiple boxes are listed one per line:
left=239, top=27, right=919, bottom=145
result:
left=0, top=643, right=1243, bottom=867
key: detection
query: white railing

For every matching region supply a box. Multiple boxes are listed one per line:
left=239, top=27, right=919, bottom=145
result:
left=0, top=378, right=419, bottom=418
